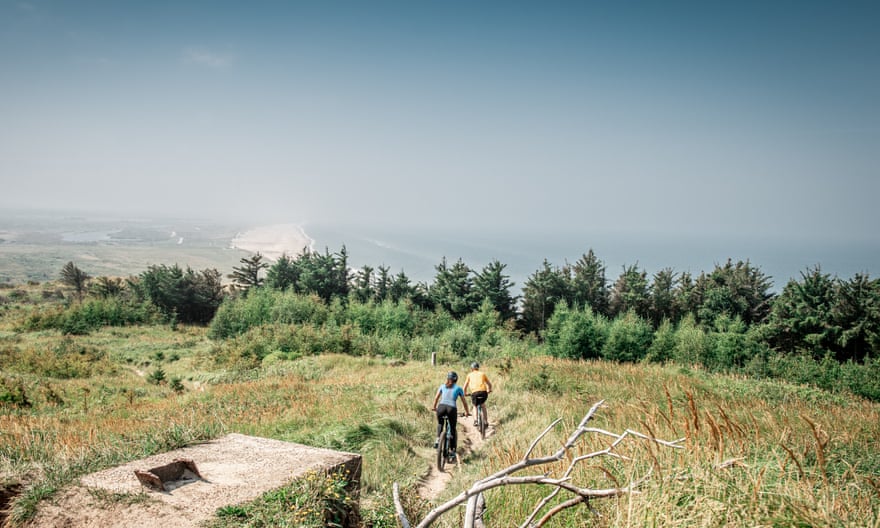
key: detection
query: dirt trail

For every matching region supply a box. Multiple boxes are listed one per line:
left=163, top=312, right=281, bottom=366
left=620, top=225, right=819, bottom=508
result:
left=417, top=416, right=494, bottom=500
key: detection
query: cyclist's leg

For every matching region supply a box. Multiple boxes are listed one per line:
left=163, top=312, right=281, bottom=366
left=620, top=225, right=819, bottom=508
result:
left=474, top=391, right=489, bottom=425
left=435, top=406, right=447, bottom=447
left=437, top=405, right=454, bottom=446
left=471, top=394, right=480, bottom=425
left=448, top=409, right=458, bottom=451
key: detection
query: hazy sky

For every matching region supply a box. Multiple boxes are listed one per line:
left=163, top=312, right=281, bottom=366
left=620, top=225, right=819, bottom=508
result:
left=1, top=1, right=878, bottom=242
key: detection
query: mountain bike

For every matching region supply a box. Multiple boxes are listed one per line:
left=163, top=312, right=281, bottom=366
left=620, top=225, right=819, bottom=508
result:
left=436, top=414, right=456, bottom=471
left=474, top=400, right=487, bottom=440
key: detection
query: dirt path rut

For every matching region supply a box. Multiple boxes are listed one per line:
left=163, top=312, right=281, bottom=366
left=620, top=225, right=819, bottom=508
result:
left=417, top=416, right=494, bottom=500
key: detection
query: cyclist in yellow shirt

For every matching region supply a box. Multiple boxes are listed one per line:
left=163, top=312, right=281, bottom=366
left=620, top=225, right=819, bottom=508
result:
left=462, top=362, right=492, bottom=427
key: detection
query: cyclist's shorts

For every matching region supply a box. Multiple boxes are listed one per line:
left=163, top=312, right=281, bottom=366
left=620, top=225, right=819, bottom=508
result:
left=471, top=391, right=488, bottom=406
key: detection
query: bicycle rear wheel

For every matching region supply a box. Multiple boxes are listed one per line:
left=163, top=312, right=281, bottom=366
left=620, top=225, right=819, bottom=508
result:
left=478, top=406, right=486, bottom=439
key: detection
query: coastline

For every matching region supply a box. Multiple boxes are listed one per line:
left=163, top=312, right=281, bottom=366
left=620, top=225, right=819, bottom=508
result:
left=230, top=224, right=314, bottom=261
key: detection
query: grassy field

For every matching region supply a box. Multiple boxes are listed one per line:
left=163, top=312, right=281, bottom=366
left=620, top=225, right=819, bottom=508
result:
left=1, top=283, right=879, bottom=527
left=0, top=212, right=249, bottom=283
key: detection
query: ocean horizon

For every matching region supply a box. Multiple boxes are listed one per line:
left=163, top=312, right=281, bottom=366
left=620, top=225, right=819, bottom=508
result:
left=304, top=223, right=880, bottom=295
left=2, top=208, right=877, bottom=295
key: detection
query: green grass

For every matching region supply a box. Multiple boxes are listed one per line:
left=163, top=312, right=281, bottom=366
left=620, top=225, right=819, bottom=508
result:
left=1, top=286, right=878, bottom=527
left=206, top=469, right=359, bottom=528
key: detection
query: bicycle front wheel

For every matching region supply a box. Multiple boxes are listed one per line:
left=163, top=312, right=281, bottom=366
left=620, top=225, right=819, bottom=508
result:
left=436, top=427, right=447, bottom=471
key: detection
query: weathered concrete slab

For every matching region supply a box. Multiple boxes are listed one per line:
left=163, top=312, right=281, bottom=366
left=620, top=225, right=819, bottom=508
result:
left=29, top=433, right=361, bottom=528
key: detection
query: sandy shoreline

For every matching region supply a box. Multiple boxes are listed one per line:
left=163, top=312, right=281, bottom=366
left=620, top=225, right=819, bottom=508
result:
left=230, top=224, right=314, bottom=261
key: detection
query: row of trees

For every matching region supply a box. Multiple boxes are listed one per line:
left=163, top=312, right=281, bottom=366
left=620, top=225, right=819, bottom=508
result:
left=59, top=261, right=223, bottom=325
left=518, top=251, right=774, bottom=333
left=224, top=247, right=878, bottom=363
left=227, top=249, right=518, bottom=322
left=58, top=243, right=880, bottom=363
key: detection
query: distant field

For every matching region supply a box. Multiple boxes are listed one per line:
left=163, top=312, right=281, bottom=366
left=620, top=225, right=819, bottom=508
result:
left=0, top=212, right=252, bottom=283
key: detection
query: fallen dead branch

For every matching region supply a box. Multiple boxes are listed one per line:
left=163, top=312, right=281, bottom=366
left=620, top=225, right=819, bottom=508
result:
left=393, top=399, right=685, bottom=528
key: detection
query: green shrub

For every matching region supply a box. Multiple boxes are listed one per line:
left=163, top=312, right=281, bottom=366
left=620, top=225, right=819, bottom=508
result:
left=147, top=367, right=166, bottom=385
left=544, top=303, right=606, bottom=360
left=12, top=337, right=115, bottom=379
left=210, top=290, right=332, bottom=340
left=0, top=375, right=30, bottom=407
left=347, top=301, right=379, bottom=334
left=461, top=300, right=502, bottom=342
left=169, top=376, right=184, bottom=393
left=209, top=289, right=274, bottom=339
left=519, top=364, right=561, bottom=394
left=205, top=469, right=357, bottom=528
left=673, top=314, right=709, bottom=366
left=271, top=291, right=330, bottom=326
left=602, top=310, right=653, bottom=362
left=440, top=322, right=476, bottom=357
left=18, top=299, right=160, bottom=335
left=708, top=316, right=772, bottom=372
left=645, top=319, right=676, bottom=363
left=414, top=307, right=455, bottom=336
left=838, top=357, right=880, bottom=401
left=375, top=300, right=416, bottom=336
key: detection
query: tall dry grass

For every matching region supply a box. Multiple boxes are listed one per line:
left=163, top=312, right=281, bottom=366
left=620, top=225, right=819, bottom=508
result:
left=2, top=324, right=878, bottom=527
left=443, top=357, right=880, bottom=527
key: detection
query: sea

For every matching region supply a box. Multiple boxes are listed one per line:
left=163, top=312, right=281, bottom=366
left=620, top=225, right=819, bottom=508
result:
left=303, top=223, right=880, bottom=295
left=3, top=208, right=877, bottom=296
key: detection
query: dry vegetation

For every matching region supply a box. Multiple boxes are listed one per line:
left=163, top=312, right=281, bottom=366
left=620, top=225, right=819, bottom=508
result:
left=1, top=283, right=879, bottom=527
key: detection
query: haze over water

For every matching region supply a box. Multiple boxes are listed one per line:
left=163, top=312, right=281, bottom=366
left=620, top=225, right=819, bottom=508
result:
left=305, top=223, right=880, bottom=295
left=1, top=2, right=877, bottom=287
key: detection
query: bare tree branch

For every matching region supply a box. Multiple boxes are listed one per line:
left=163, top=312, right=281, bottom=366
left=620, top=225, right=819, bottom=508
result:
left=393, top=482, right=411, bottom=528
left=393, top=400, right=685, bottom=528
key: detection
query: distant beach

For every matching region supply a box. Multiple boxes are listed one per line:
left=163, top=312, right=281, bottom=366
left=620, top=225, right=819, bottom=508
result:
left=230, top=224, right=314, bottom=261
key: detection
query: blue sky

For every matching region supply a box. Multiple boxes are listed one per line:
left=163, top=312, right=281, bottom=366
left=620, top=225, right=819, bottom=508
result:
left=1, top=1, right=878, bottom=243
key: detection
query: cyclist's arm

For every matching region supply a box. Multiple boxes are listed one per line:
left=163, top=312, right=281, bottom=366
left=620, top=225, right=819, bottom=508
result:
left=462, top=378, right=470, bottom=395
left=459, top=392, right=470, bottom=416
left=431, top=390, right=441, bottom=411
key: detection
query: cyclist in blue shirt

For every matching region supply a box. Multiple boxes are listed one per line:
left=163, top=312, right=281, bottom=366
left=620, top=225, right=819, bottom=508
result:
left=431, top=371, right=470, bottom=457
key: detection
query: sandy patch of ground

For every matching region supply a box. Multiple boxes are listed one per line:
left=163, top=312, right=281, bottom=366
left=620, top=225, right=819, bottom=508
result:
left=26, top=433, right=360, bottom=528
left=230, top=224, right=313, bottom=261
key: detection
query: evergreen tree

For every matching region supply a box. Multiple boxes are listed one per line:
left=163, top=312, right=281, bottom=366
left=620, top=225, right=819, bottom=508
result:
left=674, top=271, right=700, bottom=320
left=650, top=267, right=679, bottom=326
left=766, top=265, right=838, bottom=358
left=351, top=265, right=375, bottom=303
left=609, top=263, right=650, bottom=319
left=695, top=259, right=774, bottom=326
left=569, top=249, right=609, bottom=316
left=389, top=270, right=414, bottom=303
left=833, top=273, right=880, bottom=362
left=229, top=253, right=269, bottom=292
left=519, top=259, right=571, bottom=334
left=409, top=281, right=434, bottom=311
left=297, top=247, right=349, bottom=302
left=265, top=254, right=300, bottom=291
left=60, top=261, right=90, bottom=301
left=430, top=257, right=478, bottom=319
left=91, top=276, right=124, bottom=298
left=375, top=265, right=391, bottom=302
left=132, top=264, right=223, bottom=323
left=474, top=259, right=518, bottom=321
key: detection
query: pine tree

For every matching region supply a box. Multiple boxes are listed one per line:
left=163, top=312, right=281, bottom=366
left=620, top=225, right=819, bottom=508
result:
left=60, top=261, right=90, bottom=301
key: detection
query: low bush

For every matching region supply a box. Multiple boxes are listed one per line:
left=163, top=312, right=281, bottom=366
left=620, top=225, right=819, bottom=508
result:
left=18, top=299, right=160, bottom=335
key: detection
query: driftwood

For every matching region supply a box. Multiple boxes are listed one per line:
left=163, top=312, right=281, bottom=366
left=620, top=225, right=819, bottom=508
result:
left=394, top=400, right=685, bottom=528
